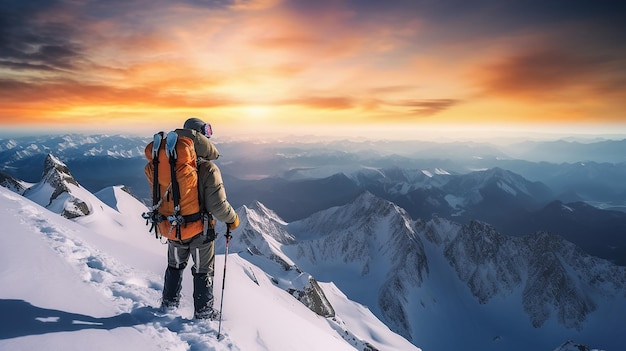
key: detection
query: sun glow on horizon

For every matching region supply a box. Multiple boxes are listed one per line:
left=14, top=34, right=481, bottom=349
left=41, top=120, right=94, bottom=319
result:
left=242, top=105, right=273, bottom=119
left=2, top=118, right=626, bottom=144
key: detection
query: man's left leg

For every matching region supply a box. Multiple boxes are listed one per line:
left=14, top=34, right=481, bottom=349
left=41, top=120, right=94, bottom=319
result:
left=161, top=240, right=190, bottom=311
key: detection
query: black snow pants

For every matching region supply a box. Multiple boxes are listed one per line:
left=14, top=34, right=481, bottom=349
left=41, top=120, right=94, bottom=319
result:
left=162, top=233, right=215, bottom=314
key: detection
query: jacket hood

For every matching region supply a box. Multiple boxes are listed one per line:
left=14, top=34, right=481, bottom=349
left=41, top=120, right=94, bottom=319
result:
left=175, top=128, right=220, bottom=161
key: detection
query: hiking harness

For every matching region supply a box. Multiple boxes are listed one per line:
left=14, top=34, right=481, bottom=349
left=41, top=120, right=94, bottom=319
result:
left=142, top=131, right=214, bottom=243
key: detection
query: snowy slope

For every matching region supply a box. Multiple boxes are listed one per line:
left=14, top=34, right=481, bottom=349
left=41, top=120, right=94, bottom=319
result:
left=215, top=200, right=418, bottom=350
left=0, top=185, right=418, bottom=351
left=0, top=187, right=179, bottom=351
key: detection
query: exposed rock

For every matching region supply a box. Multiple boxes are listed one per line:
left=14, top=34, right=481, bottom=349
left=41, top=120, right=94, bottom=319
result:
left=24, top=154, right=91, bottom=219
left=288, top=277, right=335, bottom=318
left=0, top=171, right=27, bottom=194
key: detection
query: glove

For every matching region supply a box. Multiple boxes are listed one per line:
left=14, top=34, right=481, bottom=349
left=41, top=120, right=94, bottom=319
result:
left=227, top=214, right=240, bottom=231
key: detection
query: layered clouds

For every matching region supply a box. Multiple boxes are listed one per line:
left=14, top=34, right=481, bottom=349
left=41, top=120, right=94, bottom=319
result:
left=1, top=0, right=625, bottom=136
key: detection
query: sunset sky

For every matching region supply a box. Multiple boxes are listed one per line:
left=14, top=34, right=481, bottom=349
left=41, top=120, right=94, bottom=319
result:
left=1, top=0, right=625, bottom=139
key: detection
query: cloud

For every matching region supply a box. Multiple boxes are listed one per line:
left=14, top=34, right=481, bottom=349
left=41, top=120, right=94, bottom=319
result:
left=474, top=47, right=626, bottom=102
left=227, top=0, right=283, bottom=11
left=0, top=78, right=237, bottom=114
left=403, top=99, right=460, bottom=117
left=276, top=94, right=460, bottom=120
left=0, top=2, right=85, bottom=72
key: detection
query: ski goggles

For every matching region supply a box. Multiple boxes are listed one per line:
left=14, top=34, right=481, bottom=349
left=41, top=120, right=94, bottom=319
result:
left=202, top=123, right=213, bottom=138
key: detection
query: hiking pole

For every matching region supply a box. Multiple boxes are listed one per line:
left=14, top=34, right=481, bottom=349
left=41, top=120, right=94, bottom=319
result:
left=217, top=227, right=231, bottom=339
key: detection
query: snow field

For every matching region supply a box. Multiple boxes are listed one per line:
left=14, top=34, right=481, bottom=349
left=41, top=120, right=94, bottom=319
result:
left=1, top=186, right=416, bottom=350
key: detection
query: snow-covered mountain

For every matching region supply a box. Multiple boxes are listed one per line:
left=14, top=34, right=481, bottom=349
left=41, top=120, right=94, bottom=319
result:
left=262, top=192, right=621, bottom=351
left=22, top=154, right=93, bottom=219
left=0, top=160, right=417, bottom=350
left=348, top=165, right=451, bottom=196
left=214, top=200, right=417, bottom=350
left=284, top=192, right=429, bottom=339
left=441, top=167, right=552, bottom=210
left=437, top=220, right=625, bottom=331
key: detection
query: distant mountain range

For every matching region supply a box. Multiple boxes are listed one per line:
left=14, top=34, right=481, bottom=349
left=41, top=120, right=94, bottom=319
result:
left=503, top=138, right=626, bottom=163
left=2, top=134, right=625, bottom=266
left=0, top=134, right=150, bottom=201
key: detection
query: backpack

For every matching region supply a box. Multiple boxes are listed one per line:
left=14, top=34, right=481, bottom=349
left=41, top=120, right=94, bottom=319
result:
left=142, top=131, right=209, bottom=241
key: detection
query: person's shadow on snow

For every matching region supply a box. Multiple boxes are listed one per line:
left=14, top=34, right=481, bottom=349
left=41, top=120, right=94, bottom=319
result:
left=0, top=299, right=162, bottom=340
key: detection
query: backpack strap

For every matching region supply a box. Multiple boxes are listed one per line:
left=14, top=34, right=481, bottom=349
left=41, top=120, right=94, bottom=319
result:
left=148, top=132, right=164, bottom=238
left=165, top=131, right=183, bottom=241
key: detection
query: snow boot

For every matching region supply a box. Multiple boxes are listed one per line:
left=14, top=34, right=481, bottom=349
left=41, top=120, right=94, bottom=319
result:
left=161, top=266, right=184, bottom=309
left=194, top=307, right=220, bottom=320
left=193, top=273, right=215, bottom=319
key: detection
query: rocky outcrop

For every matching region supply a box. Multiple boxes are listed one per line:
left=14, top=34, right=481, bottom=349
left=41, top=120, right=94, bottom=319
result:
left=24, top=154, right=90, bottom=219
left=0, top=171, right=27, bottom=194
left=288, top=276, right=335, bottom=318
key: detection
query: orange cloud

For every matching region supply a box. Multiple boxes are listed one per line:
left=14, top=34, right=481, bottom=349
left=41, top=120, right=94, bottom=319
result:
left=467, top=44, right=626, bottom=123
left=0, top=79, right=238, bottom=119
left=403, top=99, right=460, bottom=117
left=478, top=49, right=587, bottom=97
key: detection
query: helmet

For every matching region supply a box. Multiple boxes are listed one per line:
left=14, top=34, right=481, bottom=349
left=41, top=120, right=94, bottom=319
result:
left=183, top=117, right=212, bottom=138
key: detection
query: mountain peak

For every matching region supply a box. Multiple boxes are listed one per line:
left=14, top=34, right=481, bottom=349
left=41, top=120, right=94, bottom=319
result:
left=287, top=192, right=428, bottom=340
left=42, top=153, right=79, bottom=187
left=43, top=153, right=64, bottom=170
left=554, top=340, right=599, bottom=351
left=24, top=153, right=90, bottom=219
left=242, top=201, right=293, bottom=245
left=352, top=190, right=400, bottom=215
left=246, top=200, right=288, bottom=225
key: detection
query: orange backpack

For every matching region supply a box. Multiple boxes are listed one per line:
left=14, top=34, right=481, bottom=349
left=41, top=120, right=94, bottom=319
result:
left=143, top=131, right=204, bottom=241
